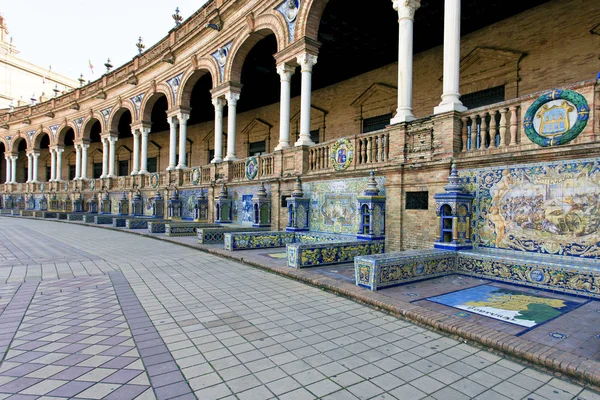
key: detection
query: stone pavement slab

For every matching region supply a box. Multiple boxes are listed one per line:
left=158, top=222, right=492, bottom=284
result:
left=0, top=217, right=597, bottom=399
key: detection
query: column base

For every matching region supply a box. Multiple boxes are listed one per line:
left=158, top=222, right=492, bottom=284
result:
left=390, top=112, right=416, bottom=125
left=166, top=166, right=176, bottom=171
left=138, top=170, right=149, bottom=175
left=434, top=101, right=467, bottom=114
left=294, top=137, right=315, bottom=147
left=223, top=155, right=237, bottom=162
left=211, top=157, right=223, bottom=164
left=107, top=174, right=116, bottom=179
left=175, top=165, right=188, bottom=170
left=130, top=171, right=139, bottom=176
left=274, top=143, right=291, bottom=151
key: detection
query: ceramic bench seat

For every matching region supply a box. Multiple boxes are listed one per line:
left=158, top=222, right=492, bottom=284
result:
left=224, top=231, right=349, bottom=251
left=355, top=248, right=600, bottom=298
left=288, top=239, right=385, bottom=268
left=197, top=226, right=272, bottom=244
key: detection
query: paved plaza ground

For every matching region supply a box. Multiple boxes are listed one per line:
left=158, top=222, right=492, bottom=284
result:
left=0, top=218, right=598, bottom=399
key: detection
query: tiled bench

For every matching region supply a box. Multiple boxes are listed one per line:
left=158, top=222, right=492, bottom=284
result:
left=456, top=248, right=600, bottom=299
left=0, top=210, right=12, bottom=215
left=165, top=222, right=221, bottom=237
left=94, top=215, right=114, bottom=224
left=355, top=247, right=600, bottom=298
left=224, top=231, right=346, bottom=251
left=20, top=210, right=34, bottom=217
left=83, top=214, right=97, bottom=223
left=355, top=249, right=456, bottom=290
left=148, top=221, right=166, bottom=233
left=67, top=214, right=84, bottom=221
left=42, top=212, right=57, bottom=219
left=197, top=226, right=271, bottom=244
left=57, top=213, right=68, bottom=220
left=288, top=239, right=385, bottom=269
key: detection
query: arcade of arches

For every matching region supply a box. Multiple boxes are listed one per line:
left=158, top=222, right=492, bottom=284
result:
left=0, top=0, right=599, bottom=253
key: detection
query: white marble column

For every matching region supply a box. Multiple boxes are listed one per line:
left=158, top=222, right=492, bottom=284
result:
left=276, top=64, right=294, bottom=151
left=176, top=113, right=190, bottom=169
left=26, top=153, right=32, bottom=183
left=108, top=137, right=117, bottom=178
left=295, top=54, right=318, bottom=146
left=81, top=144, right=88, bottom=180
left=32, top=152, right=39, bottom=182
left=101, top=139, right=109, bottom=178
left=224, top=91, right=240, bottom=161
left=167, top=116, right=178, bottom=170
left=74, top=144, right=81, bottom=180
left=10, top=156, right=17, bottom=183
left=131, top=129, right=140, bottom=175
left=390, top=0, right=420, bottom=124
left=211, top=98, right=225, bottom=163
left=434, top=0, right=467, bottom=114
left=55, top=149, right=64, bottom=181
left=4, top=156, right=10, bottom=183
left=140, top=127, right=150, bottom=174
left=50, top=148, right=56, bottom=182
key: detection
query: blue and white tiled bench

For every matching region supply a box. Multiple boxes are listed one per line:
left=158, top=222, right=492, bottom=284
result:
left=197, top=226, right=271, bottom=244
left=42, top=212, right=57, bottom=219
left=165, top=222, right=222, bottom=237
left=20, top=210, right=34, bottom=217
left=57, top=212, right=68, bottom=220
left=224, top=231, right=347, bottom=251
left=456, top=248, right=600, bottom=299
left=0, top=210, right=12, bottom=215
left=355, top=247, right=600, bottom=298
left=67, top=213, right=84, bottom=221
left=148, top=221, right=166, bottom=233
left=355, top=249, right=456, bottom=290
left=94, top=215, right=114, bottom=224
left=288, top=239, right=385, bottom=268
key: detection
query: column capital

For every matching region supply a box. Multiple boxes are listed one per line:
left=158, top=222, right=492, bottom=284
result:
left=140, top=126, right=151, bottom=135
left=178, top=112, right=190, bottom=124
left=101, top=131, right=119, bottom=140
left=210, top=81, right=243, bottom=99
left=50, top=145, right=64, bottom=152
left=296, top=53, right=318, bottom=72
left=211, top=97, right=226, bottom=108
left=167, top=115, right=179, bottom=127
left=225, top=91, right=240, bottom=105
left=393, top=0, right=420, bottom=21
left=130, top=121, right=152, bottom=132
left=26, top=150, right=40, bottom=157
left=276, top=63, right=295, bottom=81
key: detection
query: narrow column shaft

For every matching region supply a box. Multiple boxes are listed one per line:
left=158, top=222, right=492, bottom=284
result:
left=11, top=156, right=17, bottom=183
left=108, top=138, right=116, bottom=177
left=55, top=150, right=63, bottom=181
left=131, top=130, right=140, bottom=175
left=224, top=92, right=240, bottom=161
left=26, top=154, right=32, bottom=183
left=176, top=113, right=190, bottom=169
left=101, top=139, right=108, bottom=178
left=32, top=153, right=39, bottom=182
left=75, top=145, right=81, bottom=180
left=81, top=145, right=88, bottom=180
left=50, top=149, right=56, bottom=181
left=390, top=0, right=420, bottom=124
left=167, top=116, right=178, bottom=170
left=5, top=156, right=10, bottom=183
left=295, top=54, right=317, bottom=146
left=140, top=128, right=149, bottom=174
left=211, top=98, right=225, bottom=163
left=276, top=64, right=294, bottom=151
left=434, top=0, right=467, bottom=114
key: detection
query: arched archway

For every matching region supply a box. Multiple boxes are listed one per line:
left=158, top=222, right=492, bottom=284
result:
left=0, top=142, right=5, bottom=184
left=14, top=137, right=27, bottom=183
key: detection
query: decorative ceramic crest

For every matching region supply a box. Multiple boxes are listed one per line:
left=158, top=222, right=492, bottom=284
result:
left=40, top=182, right=45, bottom=192
left=131, top=94, right=144, bottom=119
left=89, top=179, right=95, bottom=191
left=245, top=157, right=259, bottom=180
left=191, top=167, right=201, bottom=185
left=523, top=89, right=589, bottom=147
left=211, top=42, right=232, bottom=82
left=277, top=0, right=300, bottom=41
left=150, top=173, right=159, bottom=188
left=100, top=108, right=112, bottom=126
left=330, top=138, right=354, bottom=171
left=166, top=73, right=183, bottom=106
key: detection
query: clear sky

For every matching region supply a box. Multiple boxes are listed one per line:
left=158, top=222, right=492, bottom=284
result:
left=2, top=0, right=208, bottom=82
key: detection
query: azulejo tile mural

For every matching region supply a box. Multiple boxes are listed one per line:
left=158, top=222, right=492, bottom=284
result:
left=228, top=185, right=272, bottom=225
left=303, top=176, right=386, bottom=235
left=461, top=157, right=600, bottom=258
left=427, top=284, right=583, bottom=327
left=179, top=189, right=207, bottom=220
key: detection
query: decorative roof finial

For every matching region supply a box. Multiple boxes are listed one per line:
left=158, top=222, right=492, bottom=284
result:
left=172, top=7, right=183, bottom=27
left=136, top=37, right=145, bottom=55
left=362, top=171, right=380, bottom=196
left=254, top=182, right=268, bottom=199
left=444, top=163, right=465, bottom=193
left=291, top=177, right=304, bottom=198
